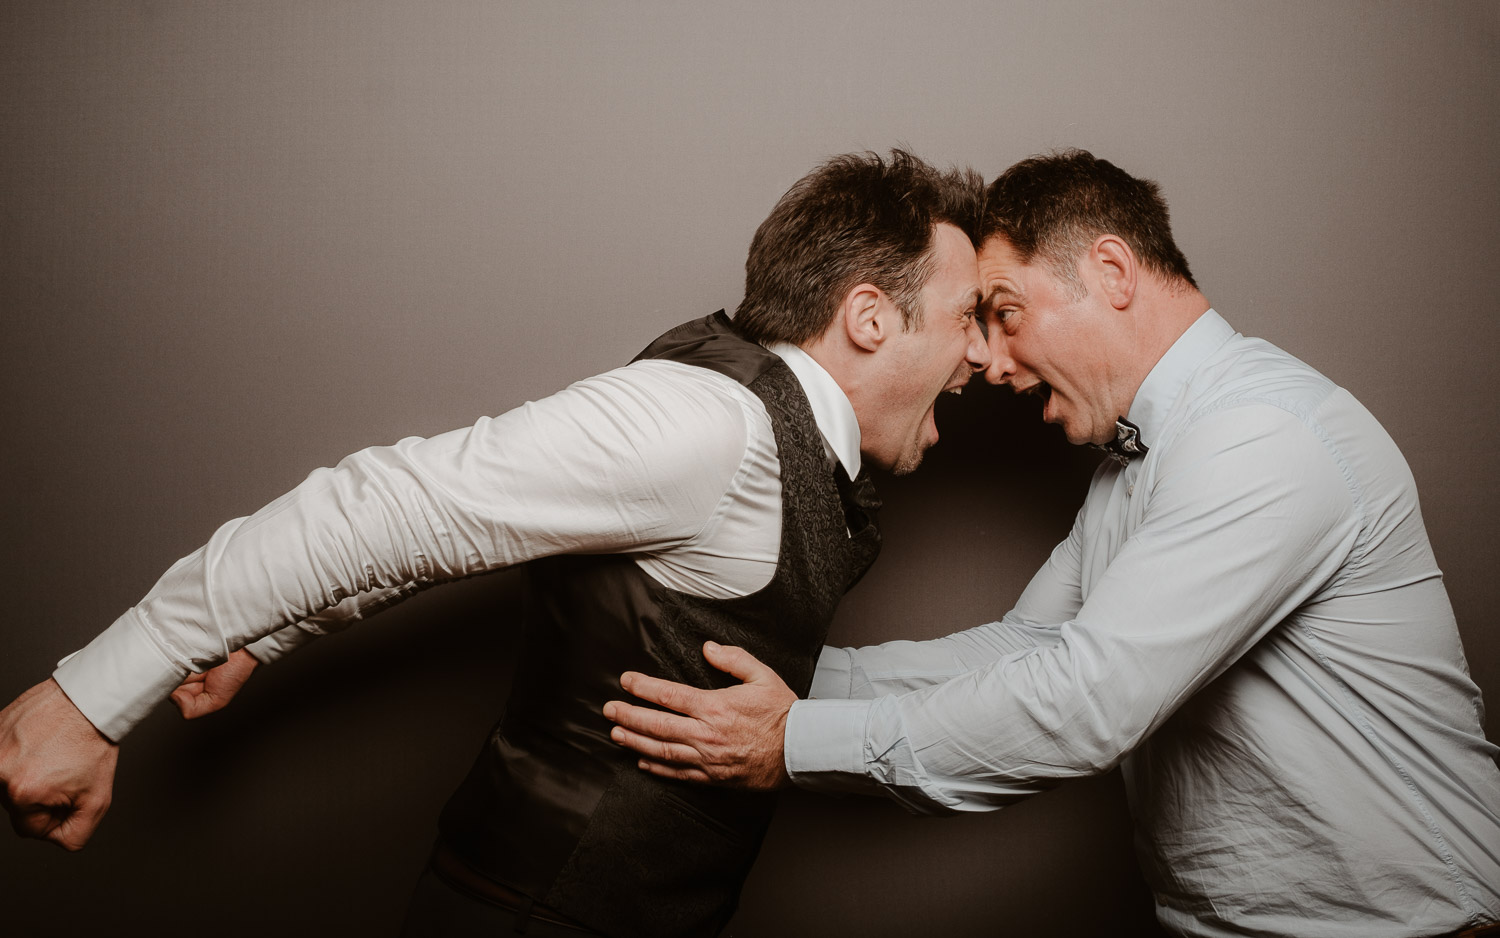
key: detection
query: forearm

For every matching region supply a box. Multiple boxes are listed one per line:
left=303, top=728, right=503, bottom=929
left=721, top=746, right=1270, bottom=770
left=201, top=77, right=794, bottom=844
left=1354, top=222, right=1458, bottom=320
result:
left=788, top=406, right=1362, bottom=813
left=828, top=620, right=1065, bottom=699
left=809, top=537, right=1080, bottom=701
left=241, top=580, right=426, bottom=664
left=54, top=439, right=502, bottom=738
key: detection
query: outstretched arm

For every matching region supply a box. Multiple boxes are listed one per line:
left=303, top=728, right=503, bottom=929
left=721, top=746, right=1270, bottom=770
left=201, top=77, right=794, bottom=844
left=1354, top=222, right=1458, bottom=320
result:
left=0, top=680, right=118, bottom=850
left=53, top=361, right=756, bottom=743
left=12, top=358, right=762, bottom=846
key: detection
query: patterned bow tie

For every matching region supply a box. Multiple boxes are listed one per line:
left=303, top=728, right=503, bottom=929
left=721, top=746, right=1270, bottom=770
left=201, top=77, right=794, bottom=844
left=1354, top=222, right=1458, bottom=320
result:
left=1093, top=417, right=1149, bottom=466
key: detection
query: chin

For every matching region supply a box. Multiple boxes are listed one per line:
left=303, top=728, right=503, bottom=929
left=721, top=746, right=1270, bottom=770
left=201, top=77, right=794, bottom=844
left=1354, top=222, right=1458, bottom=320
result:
left=890, top=446, right=929, bottom=476
left=1059, top=418, right=1103, bottom=447
left=1057, top=424, right=1087, bottom=446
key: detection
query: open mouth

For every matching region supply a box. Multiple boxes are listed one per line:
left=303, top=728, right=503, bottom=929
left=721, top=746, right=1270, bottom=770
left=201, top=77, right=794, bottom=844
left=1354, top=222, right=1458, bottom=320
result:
left=942, top=367, right=977, bottom=398
left=1019, top=381, right=1052, bottom=403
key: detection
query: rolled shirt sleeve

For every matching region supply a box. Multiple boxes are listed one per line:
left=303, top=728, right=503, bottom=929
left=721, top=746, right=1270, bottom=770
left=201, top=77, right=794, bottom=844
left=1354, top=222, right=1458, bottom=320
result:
left=786, top=403, right=1361, bottom=813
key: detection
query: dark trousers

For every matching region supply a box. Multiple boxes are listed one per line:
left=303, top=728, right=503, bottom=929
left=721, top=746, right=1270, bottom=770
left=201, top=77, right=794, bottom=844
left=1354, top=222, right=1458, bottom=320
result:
left=400, top=866, right=607, bottom=938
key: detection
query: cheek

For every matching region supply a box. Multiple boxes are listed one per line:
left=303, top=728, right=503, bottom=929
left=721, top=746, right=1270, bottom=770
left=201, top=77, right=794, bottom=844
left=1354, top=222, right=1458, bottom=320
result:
left=1006, top=332, right=1039, bottom=373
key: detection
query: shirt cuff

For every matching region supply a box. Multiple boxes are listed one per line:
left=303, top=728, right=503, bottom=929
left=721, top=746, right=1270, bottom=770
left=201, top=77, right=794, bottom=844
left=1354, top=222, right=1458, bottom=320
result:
left=52, top=609, right=189, bottom=742
left=784, top=697, right=879, bottom=796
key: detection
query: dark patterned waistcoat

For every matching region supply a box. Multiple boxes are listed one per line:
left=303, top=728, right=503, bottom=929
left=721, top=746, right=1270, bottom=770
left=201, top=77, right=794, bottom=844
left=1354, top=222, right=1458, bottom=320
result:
left=437, top=312, right=881, bottom=937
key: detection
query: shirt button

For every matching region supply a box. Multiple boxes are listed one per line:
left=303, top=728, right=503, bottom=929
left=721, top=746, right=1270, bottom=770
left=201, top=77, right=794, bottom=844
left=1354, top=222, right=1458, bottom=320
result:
left=1127, top=484, right=1134, bottom=496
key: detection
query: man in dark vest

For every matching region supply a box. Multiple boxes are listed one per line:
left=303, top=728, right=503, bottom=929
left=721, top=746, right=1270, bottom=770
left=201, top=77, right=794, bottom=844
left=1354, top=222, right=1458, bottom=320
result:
left=0, top=150, right=990, bottom=937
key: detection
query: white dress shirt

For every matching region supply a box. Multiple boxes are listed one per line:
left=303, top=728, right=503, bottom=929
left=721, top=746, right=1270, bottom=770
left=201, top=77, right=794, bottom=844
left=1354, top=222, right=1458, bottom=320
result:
left=54, top=340, right=861, bottom=743
left=786, top=311, right=1500, bottom=936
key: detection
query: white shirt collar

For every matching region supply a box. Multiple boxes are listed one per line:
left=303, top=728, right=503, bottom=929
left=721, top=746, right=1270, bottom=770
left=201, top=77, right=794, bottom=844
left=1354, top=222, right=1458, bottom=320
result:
left=763, top=341, right=862, bottom=477
left=1127, top=308, right=1237, bottom=446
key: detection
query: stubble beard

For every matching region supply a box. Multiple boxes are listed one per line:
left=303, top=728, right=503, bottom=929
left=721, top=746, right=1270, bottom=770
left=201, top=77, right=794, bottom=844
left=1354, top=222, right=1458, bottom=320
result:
left=891, top=443, right=928, bottom=476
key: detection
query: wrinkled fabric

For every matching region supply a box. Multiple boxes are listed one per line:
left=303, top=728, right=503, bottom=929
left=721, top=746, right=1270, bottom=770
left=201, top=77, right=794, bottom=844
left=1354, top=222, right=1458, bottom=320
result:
left=789, top=310, right=1500, bottom=936
left=54, top=338, right=862, bottom=742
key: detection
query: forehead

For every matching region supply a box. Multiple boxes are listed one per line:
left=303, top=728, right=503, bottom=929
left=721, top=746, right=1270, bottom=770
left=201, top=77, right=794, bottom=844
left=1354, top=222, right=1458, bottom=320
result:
left=926, top=223, right=981, bottom=302
left=976, top=236, right=1034, bottom=293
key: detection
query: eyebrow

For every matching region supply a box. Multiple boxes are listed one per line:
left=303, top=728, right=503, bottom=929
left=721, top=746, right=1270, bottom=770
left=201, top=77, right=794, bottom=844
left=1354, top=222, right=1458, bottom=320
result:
left=986, top=283, right=1024, bottom=302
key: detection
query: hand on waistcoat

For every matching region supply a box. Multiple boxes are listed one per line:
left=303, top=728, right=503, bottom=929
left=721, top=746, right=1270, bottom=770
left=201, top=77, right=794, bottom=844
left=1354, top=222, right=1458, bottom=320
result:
left=170, top=649, right=259, bottom=719
left=0, top=679, right=119, bottom=850
left=605, top=642, right=794, bottom=790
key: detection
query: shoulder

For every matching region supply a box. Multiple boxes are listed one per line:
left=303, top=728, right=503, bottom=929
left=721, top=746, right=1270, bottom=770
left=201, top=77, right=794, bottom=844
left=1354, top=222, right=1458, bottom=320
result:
left=572, top=358, right=769, bottom=457
left=1167, top=335, right=1404, bottom=492
left=1179, top=336, right=1339, bottom=427
left=1152, top=383, right=1360, bottom=536
left=531, top=360, right=774, bottom=514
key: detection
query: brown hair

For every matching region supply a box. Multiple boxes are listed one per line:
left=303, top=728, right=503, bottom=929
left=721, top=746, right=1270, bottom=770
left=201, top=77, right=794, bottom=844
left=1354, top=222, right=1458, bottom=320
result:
left=734, top=150, right=984, bottom=345
left=982, top=149, right=1197, bottom=293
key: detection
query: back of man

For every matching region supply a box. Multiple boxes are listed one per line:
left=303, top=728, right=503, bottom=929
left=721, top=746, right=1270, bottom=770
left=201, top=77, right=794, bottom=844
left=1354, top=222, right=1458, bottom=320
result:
left=1086, top=319, right=1500, bottom=934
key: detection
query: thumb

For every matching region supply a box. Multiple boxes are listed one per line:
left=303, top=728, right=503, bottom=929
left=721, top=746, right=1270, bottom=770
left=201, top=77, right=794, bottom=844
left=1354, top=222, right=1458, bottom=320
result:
left=169, top=685, right=202, bottom=718
left=702, top=642, right=775, bottom=685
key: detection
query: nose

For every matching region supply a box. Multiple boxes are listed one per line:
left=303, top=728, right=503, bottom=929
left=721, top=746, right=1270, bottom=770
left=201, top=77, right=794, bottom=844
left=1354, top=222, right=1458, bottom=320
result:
left=965, top=315, right=991, bottom=372
left=980, top=314, right=1015, bottom=385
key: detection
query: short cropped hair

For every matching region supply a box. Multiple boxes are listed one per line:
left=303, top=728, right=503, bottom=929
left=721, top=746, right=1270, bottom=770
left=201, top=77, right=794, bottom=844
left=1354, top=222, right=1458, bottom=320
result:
left=734, top=150, right=984, bottom=345
left=982, top=149, right=1197, bottom=294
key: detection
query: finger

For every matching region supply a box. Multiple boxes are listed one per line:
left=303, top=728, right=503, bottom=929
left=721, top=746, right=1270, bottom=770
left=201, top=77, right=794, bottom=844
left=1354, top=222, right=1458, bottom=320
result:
left=48, top=798, right=106, bottom=851
left=618, top=672, right=706, bottom=716
left=634, top=758, right=712, bottom=785
left=8, top=805, right=54, bottom=840
left=701, top=642, right=777, bottom=684
left=170, top=685, right=206, bottom=719
left=178, top=671, right=208, bottom=687
left=603, top=701, right=702, bottom=743
left=608, top=724, right=705, bottom=766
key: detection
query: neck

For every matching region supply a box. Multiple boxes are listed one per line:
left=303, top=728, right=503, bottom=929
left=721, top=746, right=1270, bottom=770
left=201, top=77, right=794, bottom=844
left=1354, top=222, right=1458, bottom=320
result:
left=798, top=331, right=861, bottom=406
left=1117, top=279, right=1211, bottom=415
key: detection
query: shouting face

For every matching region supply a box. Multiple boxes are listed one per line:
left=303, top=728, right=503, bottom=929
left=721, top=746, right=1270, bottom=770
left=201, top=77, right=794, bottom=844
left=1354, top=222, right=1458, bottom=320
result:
left=860, top=223, right=989, bottom=474
left=976, top=235, right=1136, bottom=446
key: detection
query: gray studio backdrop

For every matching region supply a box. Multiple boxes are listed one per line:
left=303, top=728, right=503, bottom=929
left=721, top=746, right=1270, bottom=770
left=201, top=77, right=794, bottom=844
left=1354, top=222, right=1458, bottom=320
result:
left=3, top=3, right=1496, bottom=936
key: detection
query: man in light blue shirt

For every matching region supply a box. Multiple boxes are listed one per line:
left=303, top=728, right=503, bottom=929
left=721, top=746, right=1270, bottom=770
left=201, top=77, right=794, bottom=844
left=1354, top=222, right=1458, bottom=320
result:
left=606, top=150, right=1500, bottom=937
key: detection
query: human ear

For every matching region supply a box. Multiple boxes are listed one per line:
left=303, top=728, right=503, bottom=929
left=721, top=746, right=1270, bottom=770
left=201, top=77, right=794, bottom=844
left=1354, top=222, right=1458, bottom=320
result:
left=840, top=283, right=887, bottom=352
left=1092, top=235, right=1137, bottom=310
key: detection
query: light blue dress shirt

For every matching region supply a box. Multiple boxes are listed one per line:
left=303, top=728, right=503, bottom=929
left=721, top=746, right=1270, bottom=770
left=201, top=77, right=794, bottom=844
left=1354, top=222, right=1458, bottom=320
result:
left=786, top=310, right=1500, bottom=936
